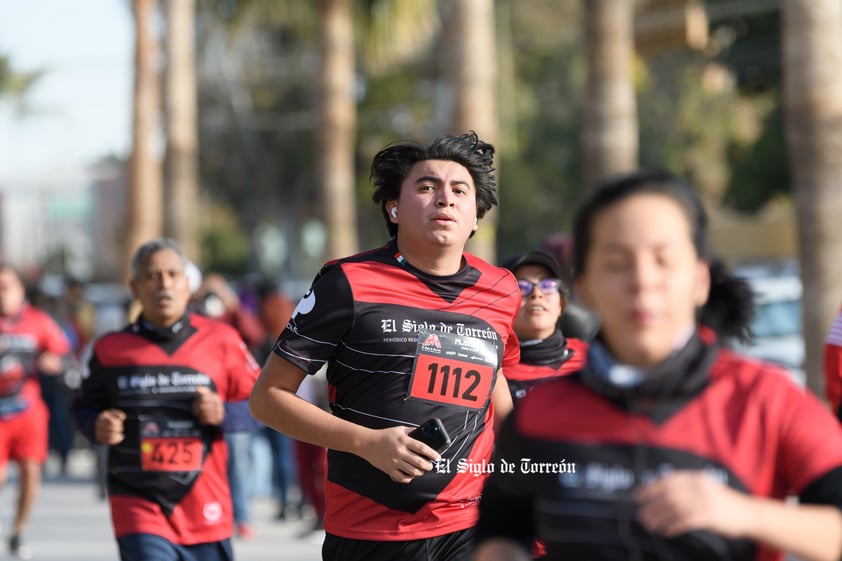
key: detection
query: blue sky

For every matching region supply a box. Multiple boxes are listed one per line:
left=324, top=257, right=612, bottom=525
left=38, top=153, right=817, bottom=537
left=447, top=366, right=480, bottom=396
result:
left=0, top=0, right=132, bottom=181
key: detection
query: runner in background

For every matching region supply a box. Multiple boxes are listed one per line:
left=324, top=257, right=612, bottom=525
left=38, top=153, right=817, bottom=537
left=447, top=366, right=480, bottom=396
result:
left=0, top=265, right=72, bottom=560
left=72, top=238, right=260, bottom=561
left=500, top=250, right=587, bottom=405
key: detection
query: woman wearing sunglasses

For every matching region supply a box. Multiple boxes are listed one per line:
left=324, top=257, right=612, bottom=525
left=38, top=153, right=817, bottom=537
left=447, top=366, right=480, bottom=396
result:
left=500, top=251, right=588, bottom=406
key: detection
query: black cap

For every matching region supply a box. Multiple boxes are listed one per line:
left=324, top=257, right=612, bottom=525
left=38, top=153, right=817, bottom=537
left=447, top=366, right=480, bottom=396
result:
left=501, top=250, right=564, bottom=280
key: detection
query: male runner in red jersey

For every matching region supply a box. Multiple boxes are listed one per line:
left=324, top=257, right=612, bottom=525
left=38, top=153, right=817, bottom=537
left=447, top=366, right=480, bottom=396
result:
left=73, top=238, right=260, bottom=561
left=0, top=265, right=71, bottom=559
left=250, top=131, right=520, bottom=561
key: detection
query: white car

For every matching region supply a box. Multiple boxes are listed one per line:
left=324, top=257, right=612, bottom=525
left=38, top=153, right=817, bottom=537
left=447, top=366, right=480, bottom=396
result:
left=734, top=272, right=805, bottom=386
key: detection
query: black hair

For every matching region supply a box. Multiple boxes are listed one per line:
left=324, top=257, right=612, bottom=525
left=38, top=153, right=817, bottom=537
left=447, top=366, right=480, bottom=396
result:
left=571, top=170, right=753, bottom=342
left=370, top=131, right=497, bottom=237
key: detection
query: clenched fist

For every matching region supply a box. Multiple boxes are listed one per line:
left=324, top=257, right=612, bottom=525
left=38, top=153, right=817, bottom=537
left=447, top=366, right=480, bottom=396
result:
left=95, top=409, right=127, bottom=445
left=193, top=386, right=224, bottom=426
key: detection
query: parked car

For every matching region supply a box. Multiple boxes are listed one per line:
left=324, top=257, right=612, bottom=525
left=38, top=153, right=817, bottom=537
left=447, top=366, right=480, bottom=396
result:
left=733, top=269, right=805, bottom=386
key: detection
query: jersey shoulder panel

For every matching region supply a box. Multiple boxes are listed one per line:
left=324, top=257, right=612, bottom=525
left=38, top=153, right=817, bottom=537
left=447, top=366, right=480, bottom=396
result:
left=189, top=313, right=243, bottom=343
left=22, top=305, right=72, bottom=353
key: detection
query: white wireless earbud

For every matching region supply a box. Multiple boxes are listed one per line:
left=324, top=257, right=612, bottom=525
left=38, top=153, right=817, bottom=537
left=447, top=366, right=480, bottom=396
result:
left=391, top=207, right=398, bottom=219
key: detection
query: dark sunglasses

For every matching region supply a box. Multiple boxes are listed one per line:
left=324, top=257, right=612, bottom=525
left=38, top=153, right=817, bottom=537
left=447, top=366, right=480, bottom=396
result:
left=517, top=278, right=561, bottom=296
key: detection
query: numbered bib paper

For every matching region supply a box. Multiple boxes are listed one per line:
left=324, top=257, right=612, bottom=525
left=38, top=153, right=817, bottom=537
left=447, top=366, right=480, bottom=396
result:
left=407, top=328, right=498, bottom=409
left=138, top=416, right=204, bottom=472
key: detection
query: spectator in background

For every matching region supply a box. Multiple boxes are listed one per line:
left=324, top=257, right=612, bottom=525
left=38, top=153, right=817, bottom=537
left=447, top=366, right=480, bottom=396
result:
left=191, top=273, right=264, bottom=353
left=191, top=271, right=264, bottom=539
left=64, top=278, right=96, bottom=358
left=825, top=304, right=842, bottom=420
left=0, top=265, right=72, bottom=559
left=293, top=368, right=328, bottom=538
left=254, top=278, right=299, bottom=521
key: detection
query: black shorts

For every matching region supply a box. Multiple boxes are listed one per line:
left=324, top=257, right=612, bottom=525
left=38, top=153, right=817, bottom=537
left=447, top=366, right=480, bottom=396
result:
left=322, top=527, right=474, bottom=561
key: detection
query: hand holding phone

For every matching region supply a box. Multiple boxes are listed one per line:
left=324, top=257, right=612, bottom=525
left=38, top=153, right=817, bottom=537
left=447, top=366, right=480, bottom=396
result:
left=409, top=417, right=451, bottom=453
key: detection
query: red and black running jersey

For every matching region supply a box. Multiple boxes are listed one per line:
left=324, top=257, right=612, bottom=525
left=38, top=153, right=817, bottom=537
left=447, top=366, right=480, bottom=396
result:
left=477, top=340, right=842, bottom=561
left=824, top=305, right=842, bottom=415
left=274, top=240, right=521, bottom=541
left=0, top=303, right=71, bottom=418
left=506, top=333, right=588, bottom=404
left=75, top=314, right=259, bottom=545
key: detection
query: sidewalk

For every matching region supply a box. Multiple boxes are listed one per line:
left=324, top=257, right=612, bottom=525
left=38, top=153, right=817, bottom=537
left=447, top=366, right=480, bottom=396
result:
left=0, top=448, right=322, bottom=561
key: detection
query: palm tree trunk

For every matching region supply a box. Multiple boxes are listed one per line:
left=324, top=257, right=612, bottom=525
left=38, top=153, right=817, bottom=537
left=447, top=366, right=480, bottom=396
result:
left=164, top=0, right=200, bottom=261
left=782, top=0, right=842, bottom=397
left=445, top=0, right=499, bottom=264
left=125, top=0, right=163, bottom=280
left=582, top=0, right=638, bottom=191
left=319, top=0, right=358, bottom=261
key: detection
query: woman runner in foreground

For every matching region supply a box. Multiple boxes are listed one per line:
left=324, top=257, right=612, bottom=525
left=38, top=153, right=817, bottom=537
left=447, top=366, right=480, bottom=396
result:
left=474, top=170, right=842, bottom=561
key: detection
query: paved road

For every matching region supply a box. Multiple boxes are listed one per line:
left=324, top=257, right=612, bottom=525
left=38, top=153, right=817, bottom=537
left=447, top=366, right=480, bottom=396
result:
left=0, top=449, right=322, bottom=561
left=3, top=449, right=807, bottom=561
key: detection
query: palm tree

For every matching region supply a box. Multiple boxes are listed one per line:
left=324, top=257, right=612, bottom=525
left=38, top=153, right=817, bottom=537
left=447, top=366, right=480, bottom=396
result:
left=0, top=54, right=43, bottom=112
left=319, top=0, right=442, bottom=261
left=124, top=0, right=164, bottom=280
left=318, top=0, right=359, bottom=261
left=443, top=0, right=499, bottom=264
left=582, top=0, right=638, bottom=191
left=164, top=0, right=200, bottom=261
left=207, top=1, right=439, bottom=264
left=782, top=0, right=842, bottom=397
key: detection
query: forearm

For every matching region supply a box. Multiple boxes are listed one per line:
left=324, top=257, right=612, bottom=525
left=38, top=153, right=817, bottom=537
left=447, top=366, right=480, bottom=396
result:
left=745, top=498, right=842, bottom=561
left=474, top=538, right=532, bottom=561
left=491, top=372, right=513, bottom=434
left=249, top=383, right=371, bottom=456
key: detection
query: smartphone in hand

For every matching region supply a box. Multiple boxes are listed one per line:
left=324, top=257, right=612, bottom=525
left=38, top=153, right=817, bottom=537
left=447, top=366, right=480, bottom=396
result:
left=409, top=417, right=452, bottom=453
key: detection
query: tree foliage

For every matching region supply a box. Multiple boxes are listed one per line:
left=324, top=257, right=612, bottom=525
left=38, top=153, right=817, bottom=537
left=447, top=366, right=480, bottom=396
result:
left=189, top=0, right=793, bottom=279
left=707, top=0, right=789, bottom=212
left=0, top=53, right=44, bottom=113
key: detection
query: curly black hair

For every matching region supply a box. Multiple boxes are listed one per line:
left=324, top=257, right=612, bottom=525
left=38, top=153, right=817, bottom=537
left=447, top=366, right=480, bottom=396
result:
left=370, top=131, right=497, bottom=238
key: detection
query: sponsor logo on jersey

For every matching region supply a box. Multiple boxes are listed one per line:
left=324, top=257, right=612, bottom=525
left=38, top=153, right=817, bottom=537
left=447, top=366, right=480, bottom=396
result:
left=292, top=288, right=316, bottom=317
left=141, top=421, right=160, bottom=436
left=203, top=501, right=223, bottom=523
left=422, top=333, right=442, bottom=350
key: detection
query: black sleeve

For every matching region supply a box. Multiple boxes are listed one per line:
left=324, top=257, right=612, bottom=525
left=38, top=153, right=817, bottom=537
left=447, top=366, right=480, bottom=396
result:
left=800, top=466, right=842, bottom=561
left=799, top=465, right=842, bottom=510
left=273, top=264, right=355, bottom=375
left=475, top=413, right=534, bottom=551
left=70, top=351, right=108, bottom=444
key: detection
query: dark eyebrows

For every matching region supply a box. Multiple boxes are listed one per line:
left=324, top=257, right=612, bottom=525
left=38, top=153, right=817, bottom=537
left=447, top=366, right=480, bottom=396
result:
left=143, top=266, right=184, bottom=276
left=413, top=175, right=473, bottom=190
left=597, top=241, right=679, bottom=255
